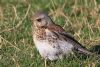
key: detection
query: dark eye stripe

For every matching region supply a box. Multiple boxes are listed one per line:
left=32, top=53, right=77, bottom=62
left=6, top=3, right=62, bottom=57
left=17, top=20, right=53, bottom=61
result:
left=36, top=18, right=42, bottom=22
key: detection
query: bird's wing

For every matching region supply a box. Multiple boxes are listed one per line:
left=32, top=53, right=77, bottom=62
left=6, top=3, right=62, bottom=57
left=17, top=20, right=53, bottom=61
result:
left=48, top=24, right=92, bottom=55
left=59, top=32, right=92, bottom=55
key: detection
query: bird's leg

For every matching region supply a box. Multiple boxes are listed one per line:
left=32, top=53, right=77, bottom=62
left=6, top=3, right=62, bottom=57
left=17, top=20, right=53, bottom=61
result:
left=44, top=59, right=47, bottom=67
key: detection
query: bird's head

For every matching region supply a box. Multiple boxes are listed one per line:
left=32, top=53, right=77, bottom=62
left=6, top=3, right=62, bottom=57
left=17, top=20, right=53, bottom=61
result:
left=31, top=11, right=53, bottom=28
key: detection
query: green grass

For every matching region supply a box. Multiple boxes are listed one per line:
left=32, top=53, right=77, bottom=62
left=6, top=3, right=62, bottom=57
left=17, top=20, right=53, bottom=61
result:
left=0, top=0, right=100, bottom=67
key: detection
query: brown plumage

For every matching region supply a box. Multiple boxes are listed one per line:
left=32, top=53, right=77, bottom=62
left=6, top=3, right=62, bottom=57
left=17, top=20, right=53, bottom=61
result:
left=31, top=11, right=92, bottom=60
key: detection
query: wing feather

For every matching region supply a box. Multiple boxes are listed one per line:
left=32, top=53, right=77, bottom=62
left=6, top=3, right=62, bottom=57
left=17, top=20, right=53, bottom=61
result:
left=48, top=23, right=92, bottom=55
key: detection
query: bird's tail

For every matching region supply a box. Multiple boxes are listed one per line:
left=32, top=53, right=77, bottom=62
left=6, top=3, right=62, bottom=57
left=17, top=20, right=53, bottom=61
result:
left=77, top=48, right=93, bottom=55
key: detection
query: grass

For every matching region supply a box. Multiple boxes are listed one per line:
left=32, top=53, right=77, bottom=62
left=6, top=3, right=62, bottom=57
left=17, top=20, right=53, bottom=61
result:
left=0, top=0, right=100, bottom=67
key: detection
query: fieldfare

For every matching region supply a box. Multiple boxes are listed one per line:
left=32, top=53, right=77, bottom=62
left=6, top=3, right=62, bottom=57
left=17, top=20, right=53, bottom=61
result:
left=31, top=11, right=92, bottom=61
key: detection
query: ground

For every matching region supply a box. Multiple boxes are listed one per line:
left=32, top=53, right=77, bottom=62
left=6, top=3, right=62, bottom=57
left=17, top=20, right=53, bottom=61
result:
left=0, top=0, right=100, bottom=67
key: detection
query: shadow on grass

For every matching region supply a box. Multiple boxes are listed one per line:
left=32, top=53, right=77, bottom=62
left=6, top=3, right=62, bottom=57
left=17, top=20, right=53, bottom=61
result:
left=90, top=44, right=100, bottom=54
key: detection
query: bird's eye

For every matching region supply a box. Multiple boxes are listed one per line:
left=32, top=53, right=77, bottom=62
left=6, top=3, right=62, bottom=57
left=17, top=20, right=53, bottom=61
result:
left=36, top=18, right=42, bottom=22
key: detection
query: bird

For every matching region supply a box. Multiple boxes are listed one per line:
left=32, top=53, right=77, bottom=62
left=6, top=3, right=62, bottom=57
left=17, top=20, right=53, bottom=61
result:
left=31, top=11, right=93, bottom=61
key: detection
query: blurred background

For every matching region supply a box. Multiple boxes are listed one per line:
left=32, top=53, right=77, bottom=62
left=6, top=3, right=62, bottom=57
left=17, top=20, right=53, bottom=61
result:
left=0, top=0, right=100, bottom=67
